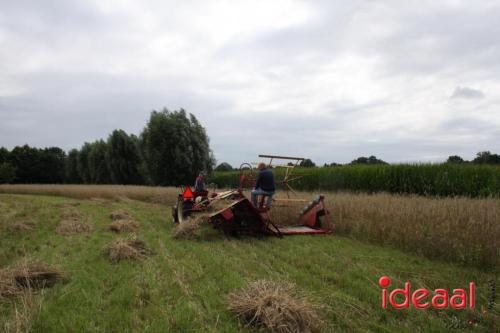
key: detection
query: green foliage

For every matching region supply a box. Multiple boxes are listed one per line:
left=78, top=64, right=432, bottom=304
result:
left=0, top=162, right=16, bottom=183
left=0, top=147, right=9, bottom=163
left=214, top=162, right=233, bottom=172
left=350, top=155, right=387, bottom=165
left=39, top=147, right=66, bottom=183
left=78, top=143, right=92, bottom=184
left=212, top=163, right=500, bottom=197
left=140, top=109, right=214, bottom=186
left=88, top=140, right=112, bottom=184
left=446, top=155, right=465, bottom=164
left=106, top=130, right=143, bottom=184
left=299, top=158, right=316, bottom=168
left=65, top=149, right=81, bottom=183
left=7, top=145, right=65, bottom=183
left=473, top=151, right=500, bottom=164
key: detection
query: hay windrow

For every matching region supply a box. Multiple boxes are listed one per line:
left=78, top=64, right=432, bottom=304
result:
left=171, top=215, right=205, bottom=240
left=104, top=239, right=152, bottom=263
left=0, top=261, right=64, bottom=298
left=54, top=202, right=81, bottom=209
left=109, top=220, right=138, bottom=233
left=56, top=222, right=94, bottom=235
left=110, top=210, right=131, bottom=221
left=227, top=280, right=322, bottom=333
left=60, top=210, right=85, bottom=222
left=8, top=222, right=34, bottom=232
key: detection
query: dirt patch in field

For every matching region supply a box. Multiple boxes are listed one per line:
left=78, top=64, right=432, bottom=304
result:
left=104, top=239, right=152, bottom=263
left=109, top=220, right=138, bottom=233
left=110, top=210, right=131, bottom=221
left=0, top=261, right=64, bottom=298
left=227, top=280, right=322, bottom=333
left=171, top=215, right=205, bottom=240
left=8, top=222, right=34, bottom=232
left=56, top=222, right=94, bottom=236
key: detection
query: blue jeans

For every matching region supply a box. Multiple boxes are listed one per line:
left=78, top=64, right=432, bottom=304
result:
left=251, top=188, right=275, bottom=207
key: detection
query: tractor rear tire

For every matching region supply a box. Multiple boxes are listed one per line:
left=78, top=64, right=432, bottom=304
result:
left=173, top=197, right=192, bottom=224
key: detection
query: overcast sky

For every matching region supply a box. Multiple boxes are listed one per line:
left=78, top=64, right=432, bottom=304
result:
left=1, top=0, right=499, bottom=166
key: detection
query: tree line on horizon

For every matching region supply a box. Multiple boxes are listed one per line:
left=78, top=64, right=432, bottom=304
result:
left=213, top=152, right=500, bottom=172
left=0, top=109, right=214, bottom=185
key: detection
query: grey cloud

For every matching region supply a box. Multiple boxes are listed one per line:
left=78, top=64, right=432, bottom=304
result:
left=1, top=0, right=500, bottom=167
left=450, top=86, right=485, bottom=99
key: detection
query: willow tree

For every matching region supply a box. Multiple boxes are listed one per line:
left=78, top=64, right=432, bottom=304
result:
left=140, top=108, right=214, bottom=186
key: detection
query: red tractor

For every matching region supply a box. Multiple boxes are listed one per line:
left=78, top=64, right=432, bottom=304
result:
left=172, top=155, right=332, bottom=237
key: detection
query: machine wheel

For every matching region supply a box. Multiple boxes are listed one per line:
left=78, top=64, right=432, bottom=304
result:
left=239, top=163, right=256, bottom=188
left=173, top=197, right=192, bottom=224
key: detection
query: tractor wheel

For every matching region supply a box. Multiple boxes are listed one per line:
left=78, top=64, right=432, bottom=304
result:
left=173, top=197, right=192, bottom=224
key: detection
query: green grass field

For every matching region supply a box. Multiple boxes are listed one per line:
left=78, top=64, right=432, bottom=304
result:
left=0, top=194, right=498, bottom=332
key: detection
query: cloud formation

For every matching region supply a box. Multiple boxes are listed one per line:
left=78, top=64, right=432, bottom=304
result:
left=1, top=0, right=500, bottom=165
left=451, top=86, right=485, bottom=99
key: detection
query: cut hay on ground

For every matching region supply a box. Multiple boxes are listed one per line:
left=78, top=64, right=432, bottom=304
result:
left=56, top=222, right=93, bottom=235
left=104, top=239, right=152, bottom=263
left=110, top=210, right=131, bottom=221
left=54, top=202, right=81, bottom=209
left=8, top=222, right=34, bottom=232
left=109, top=220, right=138, bottom=233
left=227, top=280, right=322, bottom=333
left=0, top=261, right=64, bottom=298
left=171, top=215, right=205, bottom=240
left=60, top=210, right=85, bottom=222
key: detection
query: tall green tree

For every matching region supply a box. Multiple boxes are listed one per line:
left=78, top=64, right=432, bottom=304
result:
left=140, top=108, right=214, bottom=186
left=446, top=155, right=465, bottom=164
left=0, top=147, right=9, bottom=163
left=78, top=143, right=92, bottom=184
left=38, top=147, right=66, bottom=183
left=473, top=151, right=500, bottom=164
left=106, top=130, right=143, bottom=184
left=215, top=162, right=233, bottom=172
left=351, top=155, right=388, bottom=165
left=88, top=140, right=112, bottom=184
left=300, top=159, right=316, bottom=168
left=65, top=149, right=81, bottom=183
left=0, top=163, right=16, bottom=183
left=9, top=145, right=41, bottom=183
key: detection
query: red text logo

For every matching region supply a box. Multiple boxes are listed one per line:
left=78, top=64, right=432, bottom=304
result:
left=379, top=276, right=475, bottom=309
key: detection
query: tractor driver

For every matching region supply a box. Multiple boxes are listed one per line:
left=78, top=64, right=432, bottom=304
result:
left=251, top=163, right=275, bottom=208
left=194, top=171, right=206, bottom=192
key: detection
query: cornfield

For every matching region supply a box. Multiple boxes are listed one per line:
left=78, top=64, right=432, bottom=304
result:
left=211, top=164, right=500, bottom=197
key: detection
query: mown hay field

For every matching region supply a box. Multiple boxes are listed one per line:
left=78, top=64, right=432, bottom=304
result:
left=1, top=184, right=499, bottom=268
left=0, top=192, right=498, bottom=332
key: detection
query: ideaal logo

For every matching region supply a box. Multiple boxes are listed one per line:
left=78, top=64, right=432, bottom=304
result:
left=379, top=276, right=475, bottom=309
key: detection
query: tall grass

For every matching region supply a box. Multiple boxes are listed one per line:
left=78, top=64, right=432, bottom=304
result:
left=212, top=164, right=500, bottom=197
left=269, top=191, right=500, bottom=269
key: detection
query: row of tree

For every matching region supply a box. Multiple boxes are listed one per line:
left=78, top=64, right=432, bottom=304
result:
left=0, top=109, right=215, bottom=185
left=213, top=155, right=388, bottom=171
left=447, top=151, right=500, bottom=165
left=213, top=152, right=500, bottom=171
